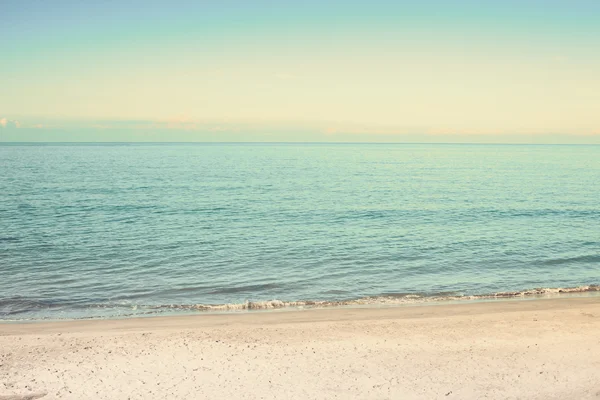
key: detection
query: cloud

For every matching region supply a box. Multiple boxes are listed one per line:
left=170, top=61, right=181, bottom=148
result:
left=0, top=117, right=20, bottom=128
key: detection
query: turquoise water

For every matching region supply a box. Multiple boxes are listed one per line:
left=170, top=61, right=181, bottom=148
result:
left=1, top=143, right=599, bottom=320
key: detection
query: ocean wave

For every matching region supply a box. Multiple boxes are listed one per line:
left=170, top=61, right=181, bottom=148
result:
left=182, top=285, right=600, bottom=311
left=1, top=285, right=598, bottom=320
left=540, top=254, right=600, bottom=265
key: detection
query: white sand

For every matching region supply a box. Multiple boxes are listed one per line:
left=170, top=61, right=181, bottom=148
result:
left=1, top=297, right=599, bottom=400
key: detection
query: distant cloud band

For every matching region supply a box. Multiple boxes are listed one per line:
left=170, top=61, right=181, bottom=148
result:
left=0, top=118, right=21, bottom=128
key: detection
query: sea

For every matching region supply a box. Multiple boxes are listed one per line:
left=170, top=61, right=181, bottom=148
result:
left=1, top=143, right=599, bottom=320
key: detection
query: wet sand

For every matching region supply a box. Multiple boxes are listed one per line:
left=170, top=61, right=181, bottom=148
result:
left=1, top=297, right=599, bottom=399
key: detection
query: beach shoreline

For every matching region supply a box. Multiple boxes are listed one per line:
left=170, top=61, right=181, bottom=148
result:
left=3, top=284, right=599, bottom=322
left=2, top=296, right=599, bottom=399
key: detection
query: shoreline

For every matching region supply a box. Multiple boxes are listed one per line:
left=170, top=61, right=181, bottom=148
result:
left=2, top=284, right=599, bottom=324
left=1, top=295, right=598, bottom=333
left=1, top=296, right=599, bottom=399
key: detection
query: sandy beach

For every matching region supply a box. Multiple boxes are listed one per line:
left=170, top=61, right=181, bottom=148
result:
left=1, top=296, right=599, bottom=400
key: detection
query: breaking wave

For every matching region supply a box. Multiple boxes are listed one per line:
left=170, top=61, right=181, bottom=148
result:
left=2, top=285, right=598, bottom=320
left=160, top=285, right=600, bottom=312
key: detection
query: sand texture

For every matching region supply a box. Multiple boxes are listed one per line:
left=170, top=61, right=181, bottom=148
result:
left=1, top=297, right=600, bottom=399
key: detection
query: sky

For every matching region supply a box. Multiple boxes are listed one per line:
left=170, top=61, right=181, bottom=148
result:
left=1, top=0, right=600, bottom=143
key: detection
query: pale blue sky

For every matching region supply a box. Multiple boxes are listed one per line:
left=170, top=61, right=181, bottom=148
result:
left=1, top=1, right=599, bottom=142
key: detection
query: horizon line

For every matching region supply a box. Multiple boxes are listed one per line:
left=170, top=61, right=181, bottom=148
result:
left=1, top=141, right=599, bottom=146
